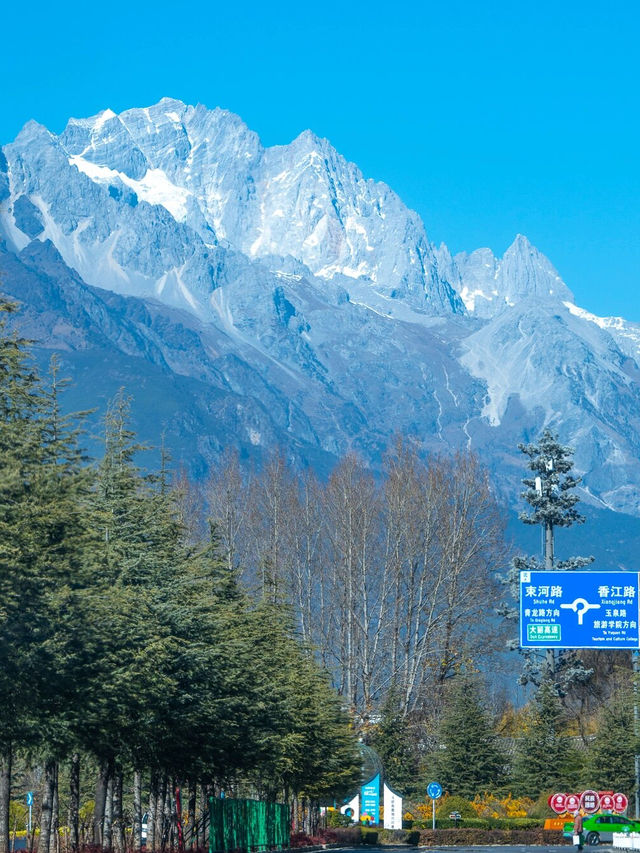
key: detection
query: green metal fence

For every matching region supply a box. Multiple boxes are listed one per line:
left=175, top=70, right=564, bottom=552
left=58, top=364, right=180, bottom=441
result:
left=209, top=797, right=290, bottom=853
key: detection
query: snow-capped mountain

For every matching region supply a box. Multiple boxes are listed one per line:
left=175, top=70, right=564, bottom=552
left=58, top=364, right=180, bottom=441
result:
left=2, top=98, right=462, bottom=317
left=1, top=98, right=640, bottom=541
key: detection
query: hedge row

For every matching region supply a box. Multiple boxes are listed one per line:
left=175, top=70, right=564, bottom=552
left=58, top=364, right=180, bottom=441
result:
left=361, top=828, right=421, bottom=845
left=411, top=817, right=543, bottom=830
left=418, top=827, right=566, bottom=846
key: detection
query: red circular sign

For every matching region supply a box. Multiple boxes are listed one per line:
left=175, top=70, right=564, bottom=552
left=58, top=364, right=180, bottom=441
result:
left=565, top=794, right=581, bottom=813
left=548, top=793, right=568, bottom=814
left=581, top=790, right=600, bottom=814
left=613, top=793, right=629, bottom=814
left=600, top=794, right=615, bottom=811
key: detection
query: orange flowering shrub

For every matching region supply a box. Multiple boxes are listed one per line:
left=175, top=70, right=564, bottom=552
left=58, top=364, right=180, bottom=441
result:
left=471, top=793, right=534, bottom=819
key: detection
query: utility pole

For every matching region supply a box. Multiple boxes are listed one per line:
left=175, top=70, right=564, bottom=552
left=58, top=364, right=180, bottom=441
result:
left=536, top=461, right=556, bottom=677
left=517, top=430, right=593, bottom=696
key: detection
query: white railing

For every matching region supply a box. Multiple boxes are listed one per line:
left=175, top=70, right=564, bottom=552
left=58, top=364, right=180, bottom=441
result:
left=613, top=832, right=640, bottom=848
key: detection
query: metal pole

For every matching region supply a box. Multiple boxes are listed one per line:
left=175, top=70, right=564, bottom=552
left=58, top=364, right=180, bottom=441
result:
left=538, top=469, right=555, bottom=678
left=432, top=798, right=435, bottom=831
left=545, top=519, right=555, bottom=677
left=634, top=650, right=640, bottom=819
left=545, top=521, right=554, bottom=570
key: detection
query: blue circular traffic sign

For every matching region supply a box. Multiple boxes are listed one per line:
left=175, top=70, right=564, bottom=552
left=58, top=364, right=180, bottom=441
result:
left=427, top=782, right=442, bottom=799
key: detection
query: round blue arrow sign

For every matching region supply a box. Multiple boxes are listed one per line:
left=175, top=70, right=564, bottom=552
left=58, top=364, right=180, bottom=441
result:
left=427, top=782, right=442, bottom=799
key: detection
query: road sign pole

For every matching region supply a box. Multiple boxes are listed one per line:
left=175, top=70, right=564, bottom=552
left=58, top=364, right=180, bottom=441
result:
left=544, top=488, right=555, bottom=678
left=426, top=782, right=441, bottom=831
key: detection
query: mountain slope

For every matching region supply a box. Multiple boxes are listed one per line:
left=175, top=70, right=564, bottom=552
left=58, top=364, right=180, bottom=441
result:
left=1, top=99, right=639, bottom=530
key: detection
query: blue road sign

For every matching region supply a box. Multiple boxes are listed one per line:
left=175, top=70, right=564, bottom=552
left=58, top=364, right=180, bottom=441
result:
left=520, top=571, right=640, bottom=649
left=427, top=782, right=442, bottom=800
left=26, top=792, right=33, bottom=806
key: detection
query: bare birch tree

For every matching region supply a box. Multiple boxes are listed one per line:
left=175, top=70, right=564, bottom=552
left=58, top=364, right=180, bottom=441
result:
left=207, top=450, right=252, bottom=574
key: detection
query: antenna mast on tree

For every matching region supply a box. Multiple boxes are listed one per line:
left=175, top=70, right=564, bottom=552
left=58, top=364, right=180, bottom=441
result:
left=518, top=429, right=590, bottom=677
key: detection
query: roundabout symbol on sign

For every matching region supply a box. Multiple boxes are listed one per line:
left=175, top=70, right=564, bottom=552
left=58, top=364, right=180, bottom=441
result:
left=427, top=782, right=442, bottom=800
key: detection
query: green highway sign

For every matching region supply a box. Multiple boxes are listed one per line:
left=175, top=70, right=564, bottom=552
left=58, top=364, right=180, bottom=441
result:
left=527, top=624, right=561, bottom=642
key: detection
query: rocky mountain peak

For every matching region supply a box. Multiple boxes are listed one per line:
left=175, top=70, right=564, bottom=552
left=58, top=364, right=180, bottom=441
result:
left=453, top=234, right=574, bottom=318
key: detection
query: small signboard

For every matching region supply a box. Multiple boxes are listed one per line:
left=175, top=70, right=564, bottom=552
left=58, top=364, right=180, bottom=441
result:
left=581, top=790, right=600, bottom=814
left=614, top=793, right=629, bottom=813
left=383, top=783, right=403, bottom=830
left=600, top=794, right=615, bottom=811
left=26, top=792, right=33, bottom=806
left=340, top=794, right=359, bottom=821
left=520, top=571, right=640, bottom=649
left=565, top=794, right=581, bottom=813
left=548, top=793, right=567, bottom=814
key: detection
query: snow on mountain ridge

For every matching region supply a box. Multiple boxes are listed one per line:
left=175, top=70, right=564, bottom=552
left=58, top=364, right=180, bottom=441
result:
left=453, top=234, right=574, bottom=317
left=2, top=99, right=640, bottom=521
left=68, top=155, right=193, bottom=222
left=5, top=99, right=573, bottom=321
left=40, top=99, right=463, bottom=315
left=564, top=301, right=640, bottom=362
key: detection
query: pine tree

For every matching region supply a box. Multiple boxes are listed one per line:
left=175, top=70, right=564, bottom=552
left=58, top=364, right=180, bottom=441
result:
left=511, top=681, right=582, bottom=796
left=369, top=688, right=418, bottom=794
left=519, top=429, right=587, bottom=556
left=586, top=686, right=637, bottom=794
left=0, top=303, right=91, bottom=853
left=502, top=429, right=594, bottom=694
left=79, top=392, right=184, bottom=844
left=434, top=677, right=506, bottom=797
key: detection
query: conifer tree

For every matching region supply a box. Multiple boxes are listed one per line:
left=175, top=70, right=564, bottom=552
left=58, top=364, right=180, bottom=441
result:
left=369, top=688, right=418, bottom=794
left=511, top=681, right=582, bottom=796
left=434, top=677, right=506, bottom=797
left=0, top=303, right=91, bottom=853
left=502, top=429, right=593, bottom=694
left=80, top=392, right=183, bottom=844
left=586, top=686, right=637, bottom=794
left=240, top=598, right=360, bottom=806
left=0, top=298, right=44, bottom=853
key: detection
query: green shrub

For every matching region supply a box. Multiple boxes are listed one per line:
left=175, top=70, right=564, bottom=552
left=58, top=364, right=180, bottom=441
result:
left=362, top=828, right=379, bottom=844
left=418, top=827, right=564, bottom=846
left=487, top=817, right=541, bottom=829
left=330, top=826, right=362, bottom=845
left=414, top=818, right=491, bottom=829
left=326, top=810, right=353, bottom=827
left=9, top=802, right=28, bottom=832
left=375, top=829, right=404, bottom=843
left=528, top=791, right=556, bottom=819
left=435, top=795, right=476, bottom=819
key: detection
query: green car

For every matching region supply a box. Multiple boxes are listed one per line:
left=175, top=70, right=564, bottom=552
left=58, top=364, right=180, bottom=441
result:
left=563, top=814, right=640, bottom=845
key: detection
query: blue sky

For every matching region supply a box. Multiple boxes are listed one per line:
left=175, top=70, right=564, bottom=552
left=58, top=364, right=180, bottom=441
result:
left=2, top=0, right=638, bottom=320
